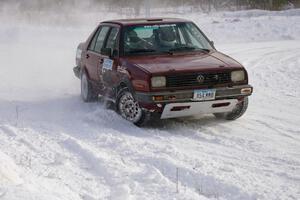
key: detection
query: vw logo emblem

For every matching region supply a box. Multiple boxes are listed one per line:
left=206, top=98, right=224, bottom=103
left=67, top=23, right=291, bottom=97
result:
left=196, top=75, right=205, bottom=83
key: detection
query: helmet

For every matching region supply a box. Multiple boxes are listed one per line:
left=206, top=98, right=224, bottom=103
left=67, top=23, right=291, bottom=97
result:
left=157, top=27, right=176, bottom=47
left=126, top=30, right=139, bottom=43
left=125, top=29, right=141, bottom=49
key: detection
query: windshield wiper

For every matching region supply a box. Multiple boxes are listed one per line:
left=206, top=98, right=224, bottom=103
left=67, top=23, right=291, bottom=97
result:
left=168, top=46, right=210, bottom=54
left=168, top=46, right=196, bottom=52
left=127, top=47, right=210, bottom=55
left=127, top=49, right=156, bottom=54
left=197, top=48, right=211, bottom=53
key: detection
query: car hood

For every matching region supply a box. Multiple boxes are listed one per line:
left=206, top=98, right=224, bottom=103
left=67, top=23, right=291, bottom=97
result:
left=124, top=51, right=243, bottom=74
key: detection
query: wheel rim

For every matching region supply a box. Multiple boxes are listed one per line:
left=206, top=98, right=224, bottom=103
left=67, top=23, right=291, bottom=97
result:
left=118, top=92, right=142, bottom=123
left=81, top=74, right=88, bottom=100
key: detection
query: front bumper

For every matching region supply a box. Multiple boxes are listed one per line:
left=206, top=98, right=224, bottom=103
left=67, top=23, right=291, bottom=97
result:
left=135, top=85, right=252, bottom=119
left=160, top=99, right=238, bottom=119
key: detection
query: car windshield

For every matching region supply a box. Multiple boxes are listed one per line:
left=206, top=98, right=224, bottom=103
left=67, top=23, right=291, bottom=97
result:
left=123, top=22, right=213, bottom=56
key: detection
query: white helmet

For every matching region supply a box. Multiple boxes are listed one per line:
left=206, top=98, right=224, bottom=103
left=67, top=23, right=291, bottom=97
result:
left=158, top=27, right=176, bottom=47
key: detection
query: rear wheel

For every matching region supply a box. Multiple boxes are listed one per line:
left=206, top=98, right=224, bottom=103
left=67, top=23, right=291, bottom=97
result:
left=117, top=88, right=149, bottom=126
left=214, top=97, right=249, bottom=120
left=81, top=72, right=98, bottom=102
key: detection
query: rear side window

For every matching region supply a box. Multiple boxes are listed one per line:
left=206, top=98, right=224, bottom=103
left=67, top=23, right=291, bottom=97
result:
left=105, top=27, right=119, bottom=50
left=88, top=26, right=110, bottom=53
left=94, top=26, right=110, bottom=53
left=88, top=28, right=101, bottom=51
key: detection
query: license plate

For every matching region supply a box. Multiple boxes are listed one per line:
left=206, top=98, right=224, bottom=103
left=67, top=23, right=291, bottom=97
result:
left=193, top=89, right=216, bottom=101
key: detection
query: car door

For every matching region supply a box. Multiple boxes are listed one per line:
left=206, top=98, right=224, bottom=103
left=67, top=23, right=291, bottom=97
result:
left=101, top=26, right=120, bottom=87
left=85, top=25, right=110, bottom=81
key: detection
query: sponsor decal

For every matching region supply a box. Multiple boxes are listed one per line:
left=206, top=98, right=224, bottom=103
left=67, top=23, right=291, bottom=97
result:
left=102, top=58, right=113, bottom=73
left=134, top=24, right=176, bottom=30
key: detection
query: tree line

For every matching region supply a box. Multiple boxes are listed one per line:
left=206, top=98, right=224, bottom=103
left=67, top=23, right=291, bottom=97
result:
left=1, top=0, right=299, bottom=12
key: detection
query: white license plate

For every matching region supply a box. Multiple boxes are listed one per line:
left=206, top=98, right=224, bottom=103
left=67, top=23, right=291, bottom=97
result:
left=193, top=89, right=216, bottom=101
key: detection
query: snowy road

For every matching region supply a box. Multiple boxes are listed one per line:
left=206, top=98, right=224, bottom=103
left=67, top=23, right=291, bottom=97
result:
left=1, top=11, right=300, bottom=200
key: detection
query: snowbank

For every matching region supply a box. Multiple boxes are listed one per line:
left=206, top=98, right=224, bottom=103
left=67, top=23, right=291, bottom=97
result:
left=0, top=151, right=23, bottom=185
left=190, top=9, right=300, bottom=43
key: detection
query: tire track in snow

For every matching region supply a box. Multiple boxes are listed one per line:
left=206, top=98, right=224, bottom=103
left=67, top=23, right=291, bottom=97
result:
left=59, top=133, right=206, bottom=199
left=0, top=125, right=110, bottom=200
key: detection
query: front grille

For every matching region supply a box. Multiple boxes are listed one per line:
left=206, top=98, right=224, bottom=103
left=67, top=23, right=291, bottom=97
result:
left=166, top=72, right=231, bottom=88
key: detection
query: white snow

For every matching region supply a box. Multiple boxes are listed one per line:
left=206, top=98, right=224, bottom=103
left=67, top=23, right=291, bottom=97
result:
left=0, top=8, right=300, bottom=200
left=0, top=150, right=23, bottom=185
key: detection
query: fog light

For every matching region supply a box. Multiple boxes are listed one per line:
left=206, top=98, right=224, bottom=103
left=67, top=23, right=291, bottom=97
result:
left=212, top=102, right=230, bottom=108
left=241, top=88, right=252, bottom=95
left=171, top=106, right=190, bottom=111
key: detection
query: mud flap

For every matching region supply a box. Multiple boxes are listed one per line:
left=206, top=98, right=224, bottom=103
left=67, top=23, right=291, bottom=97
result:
left=73, top=66, right=81, bottom=78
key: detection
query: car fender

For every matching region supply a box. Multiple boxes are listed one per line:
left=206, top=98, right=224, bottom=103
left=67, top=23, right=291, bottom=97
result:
left=116, top=74, right=136, bottom=98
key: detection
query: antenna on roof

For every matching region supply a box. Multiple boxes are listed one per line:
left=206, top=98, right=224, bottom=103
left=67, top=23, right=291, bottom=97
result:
left=145, top=0, right=150, bottom=18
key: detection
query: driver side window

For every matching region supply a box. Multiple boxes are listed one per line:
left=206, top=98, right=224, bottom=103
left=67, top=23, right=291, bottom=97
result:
left=105, top=27, right=119, bottom=50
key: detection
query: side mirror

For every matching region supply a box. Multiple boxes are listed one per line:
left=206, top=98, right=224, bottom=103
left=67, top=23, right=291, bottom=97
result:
left=101, top=48, right=112, bottom=57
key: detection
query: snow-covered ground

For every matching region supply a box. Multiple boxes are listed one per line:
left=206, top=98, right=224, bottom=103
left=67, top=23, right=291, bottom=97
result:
left=0, top=8, right=300, bottom=200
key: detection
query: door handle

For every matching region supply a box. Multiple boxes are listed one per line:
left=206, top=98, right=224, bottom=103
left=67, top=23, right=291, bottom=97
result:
left=86, top=54, right=90, bottom=59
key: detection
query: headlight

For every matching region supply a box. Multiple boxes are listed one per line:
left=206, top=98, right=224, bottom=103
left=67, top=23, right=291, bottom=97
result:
left=231, top=70, right=245, bottom=82
left=151, top=76, right=166, bottom=88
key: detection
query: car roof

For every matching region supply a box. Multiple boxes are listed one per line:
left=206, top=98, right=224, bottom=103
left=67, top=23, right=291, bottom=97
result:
left=102, top=18, right=191, bottom=26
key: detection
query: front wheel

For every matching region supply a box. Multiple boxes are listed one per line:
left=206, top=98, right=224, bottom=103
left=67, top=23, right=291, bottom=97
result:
left=117, top=88, right=149, bottom=126
left=214, top=97, right=249, bottom=120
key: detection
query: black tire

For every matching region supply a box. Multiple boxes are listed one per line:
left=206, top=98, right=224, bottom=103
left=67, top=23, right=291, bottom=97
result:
left=81, top=72, right=98, bottom=102
left=116, top=88, right=149, bottom=126
left=214, top=97, right=249, bottom=120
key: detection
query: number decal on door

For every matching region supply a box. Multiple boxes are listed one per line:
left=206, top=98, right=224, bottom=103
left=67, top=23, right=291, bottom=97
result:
left=102, top=58, right=113, bottom=73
